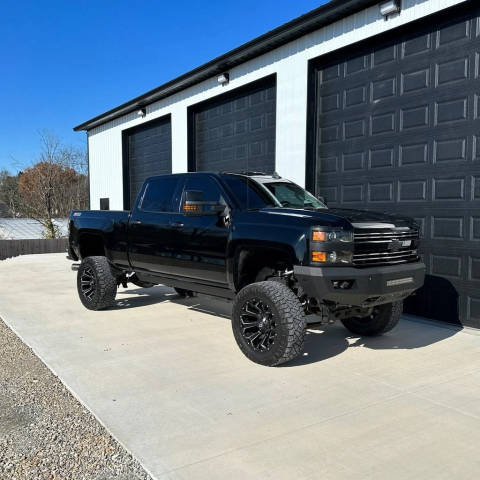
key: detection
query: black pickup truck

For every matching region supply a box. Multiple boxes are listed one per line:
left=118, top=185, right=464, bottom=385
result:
left=68, top=172, right=425, bottom=366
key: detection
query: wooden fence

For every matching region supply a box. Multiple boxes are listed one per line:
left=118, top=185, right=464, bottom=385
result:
left=0, top=238, right=68, bottom=261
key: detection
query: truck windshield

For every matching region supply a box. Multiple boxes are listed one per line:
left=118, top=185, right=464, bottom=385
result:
left=262, top=182, right=327, bottom=210
left=221, top=174, right=327, bottom=211
left=221, top=175, right=278, bottom=210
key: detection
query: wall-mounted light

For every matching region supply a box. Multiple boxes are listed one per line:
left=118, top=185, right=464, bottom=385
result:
left=380, top=0, right=401, bottom=19
left=137, top=108, right=146, bottom=118
left=217, top=73, right=230, bottom=86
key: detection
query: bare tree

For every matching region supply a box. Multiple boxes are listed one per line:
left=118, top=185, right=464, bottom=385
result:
left=0, top=170, right=22, bottom=217
left=16, top=131, right=88, bottom=238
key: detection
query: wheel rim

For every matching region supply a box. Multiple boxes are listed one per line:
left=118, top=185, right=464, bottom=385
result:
left=240, top=298, right=277, bottom=352
left=80, top=266, right=96, bottom=301
left=365, top=306, right=380, bottom=320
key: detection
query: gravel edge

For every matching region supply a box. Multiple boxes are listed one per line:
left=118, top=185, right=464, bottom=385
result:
left=0, top=316, right=153, bottom=480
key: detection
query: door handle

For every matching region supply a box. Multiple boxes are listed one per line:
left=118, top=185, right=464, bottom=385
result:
left=170, top=222, right=184, bottom=229
left=133, top=220, right=142, bottom=225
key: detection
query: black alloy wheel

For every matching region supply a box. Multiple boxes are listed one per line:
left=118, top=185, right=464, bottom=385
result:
left=232, top=281, right=306, bottom=366
left=77, top=256, right=117, bottom=311
left=239, top=298, right=277, bottom=352
left=80, top=265, right=97, bottom=301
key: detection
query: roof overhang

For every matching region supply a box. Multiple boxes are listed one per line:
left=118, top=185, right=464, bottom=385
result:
left=74, top=0, right=380, bottom=132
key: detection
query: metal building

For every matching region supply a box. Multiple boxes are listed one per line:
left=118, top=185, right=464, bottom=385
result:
left=75, top=0, right=480, bottom=328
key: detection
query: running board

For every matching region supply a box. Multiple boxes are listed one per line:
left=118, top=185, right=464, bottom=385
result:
left=137, top=272, right=235, bottom=300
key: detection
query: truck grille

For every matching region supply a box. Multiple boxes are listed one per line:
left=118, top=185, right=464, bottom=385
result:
left=353, top=227, right=420, bottom=267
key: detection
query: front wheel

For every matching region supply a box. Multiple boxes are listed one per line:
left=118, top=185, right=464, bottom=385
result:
left=77, top=256, right=117, bottom=311
left=232, top=281, right=306, bottom=366
left=341, top=301, right=402, bottom=336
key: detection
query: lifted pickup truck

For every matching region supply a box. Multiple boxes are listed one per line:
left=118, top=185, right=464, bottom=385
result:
left=68, top=172, right=425, bottom=366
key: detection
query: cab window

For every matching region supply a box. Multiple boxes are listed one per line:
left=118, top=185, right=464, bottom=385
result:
left=181, top=176, right=227, bottom=213
left=140, top=177, right=181, bottom=212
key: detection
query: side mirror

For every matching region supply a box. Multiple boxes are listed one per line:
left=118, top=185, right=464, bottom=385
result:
left=183, top=190, right=224, bottom=216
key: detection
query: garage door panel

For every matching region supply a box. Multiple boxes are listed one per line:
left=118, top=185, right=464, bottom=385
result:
left=311, top=5, right=480, bottom=326
left=191, top=78, right=276, bottom=174
left=124, top=117, right=172, bottom=209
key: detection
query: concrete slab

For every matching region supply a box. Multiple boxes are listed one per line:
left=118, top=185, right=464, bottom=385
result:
left=1, top=253, right=479, bottom=479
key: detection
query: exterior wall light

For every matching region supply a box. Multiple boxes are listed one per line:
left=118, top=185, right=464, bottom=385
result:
left=380, top=0, right=401, bottom=19
left=217, top=73, right=230, bottom=86
left=137, top=108, right=146, bottom=118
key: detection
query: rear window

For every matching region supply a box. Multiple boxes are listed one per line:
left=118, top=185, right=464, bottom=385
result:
left=140, top=177, right=180, bottom=212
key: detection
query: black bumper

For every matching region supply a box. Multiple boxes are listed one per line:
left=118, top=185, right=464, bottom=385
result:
left=294, top=262, right=425, bottom=307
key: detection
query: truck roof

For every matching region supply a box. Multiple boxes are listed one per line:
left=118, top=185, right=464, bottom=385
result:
left=143, top=171, right=288, bottom=184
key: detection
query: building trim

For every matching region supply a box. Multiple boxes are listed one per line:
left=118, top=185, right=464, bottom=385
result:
left=73, top=0, right=381, bottom=132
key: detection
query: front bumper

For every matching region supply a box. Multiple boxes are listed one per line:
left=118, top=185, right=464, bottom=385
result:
left=294, top=262, right=425, bottom=307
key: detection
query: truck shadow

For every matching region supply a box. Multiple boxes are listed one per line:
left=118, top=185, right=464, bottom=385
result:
left=113, top=286, right=460, bottom=367
left=113, top=286, right=182, bottom=310
left=285, top=319, right=460, bottom=367
left=112, top=286, right=232, bottom=318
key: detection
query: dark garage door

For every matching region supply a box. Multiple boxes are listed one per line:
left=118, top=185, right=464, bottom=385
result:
left=123, top=116, right=172, bottom=209
left=308, top=4, right=480, bottom=327
left=189, top=76, right=276, bottom=174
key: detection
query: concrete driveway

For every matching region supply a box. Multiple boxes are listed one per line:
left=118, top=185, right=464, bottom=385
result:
left=1, top=253, right=479, bottom=479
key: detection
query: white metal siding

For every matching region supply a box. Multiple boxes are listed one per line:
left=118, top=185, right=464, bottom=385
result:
left=87, top=0, right=468, bottom=210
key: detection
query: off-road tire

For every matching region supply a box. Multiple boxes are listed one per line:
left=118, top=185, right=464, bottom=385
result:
left=77, top=256, right=117, bottom=311
left=129, top=274, right=155, bottom=288
left=174, top=288, right=196, bottom=298
left=341, top=301, right=403, bottom=336
left=232, top=281, right=306, bottom=366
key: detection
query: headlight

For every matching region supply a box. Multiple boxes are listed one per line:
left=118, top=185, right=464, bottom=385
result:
left=311, top=227, right=353, bottom=265
left=312, top=228, right=353, bottom=243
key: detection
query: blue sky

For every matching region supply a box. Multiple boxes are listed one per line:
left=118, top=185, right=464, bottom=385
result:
left=0, top=0, right=327, bottom=172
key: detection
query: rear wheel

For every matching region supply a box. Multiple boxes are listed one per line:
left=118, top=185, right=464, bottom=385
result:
left=341, top=301, right=402, bottom=336
left=232, top=281, right=306, bottom=366
left=77, top=256, right=117, bottom=311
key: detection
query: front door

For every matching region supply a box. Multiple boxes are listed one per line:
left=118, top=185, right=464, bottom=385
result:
left=174, top=175, right=231, bottom=285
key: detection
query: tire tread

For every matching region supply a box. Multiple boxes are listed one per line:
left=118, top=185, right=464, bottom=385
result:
left=77, top=256, right=117, bottom=311
left=232, top=281, right=306, bottom=366
left=341, top=301, right=402, bottom=336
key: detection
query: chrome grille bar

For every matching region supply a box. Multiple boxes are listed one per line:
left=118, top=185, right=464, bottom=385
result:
left=353, top=227, right=420, bottom=267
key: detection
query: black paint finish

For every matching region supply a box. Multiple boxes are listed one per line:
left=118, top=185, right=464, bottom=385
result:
left=122, top=115, right=172, bottom=210
left=189, top=76, right=276, bottom=174
left=307, top=3, right=480, bottom=327
left=69, top=172, right=423, bottom=307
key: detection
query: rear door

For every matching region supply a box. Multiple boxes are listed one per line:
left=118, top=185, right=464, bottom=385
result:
left=128, top=175, right=185, bottom=275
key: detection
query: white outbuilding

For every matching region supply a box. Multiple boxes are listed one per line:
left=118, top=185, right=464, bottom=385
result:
left=75, top=0, right=479, bottom=327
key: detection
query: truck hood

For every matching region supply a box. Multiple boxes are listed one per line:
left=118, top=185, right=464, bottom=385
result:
left=326, top=208, right=417, bottom=229
left=261, top=207, right=417, bottom=229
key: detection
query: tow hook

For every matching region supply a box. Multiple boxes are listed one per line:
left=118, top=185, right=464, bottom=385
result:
left=71, top=263, right=80, bottom=271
